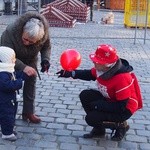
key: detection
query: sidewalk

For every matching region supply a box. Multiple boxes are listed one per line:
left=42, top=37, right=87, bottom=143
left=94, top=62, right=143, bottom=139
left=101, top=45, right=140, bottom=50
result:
left=0, top=10, right=150, bottom=150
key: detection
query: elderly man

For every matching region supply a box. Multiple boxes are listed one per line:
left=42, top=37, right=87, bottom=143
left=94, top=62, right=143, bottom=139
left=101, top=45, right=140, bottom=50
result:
left=1, top=12, right=51, bottom=123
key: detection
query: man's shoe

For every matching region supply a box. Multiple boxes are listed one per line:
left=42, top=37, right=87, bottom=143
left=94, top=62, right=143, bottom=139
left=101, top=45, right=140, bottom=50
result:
left=2, top=133, right=17, bottom=141
left=111, top=121, right=130, bottom=141
left=83, top=127, right=105, bottom=138
left=22, top=113, right=41, bottom=123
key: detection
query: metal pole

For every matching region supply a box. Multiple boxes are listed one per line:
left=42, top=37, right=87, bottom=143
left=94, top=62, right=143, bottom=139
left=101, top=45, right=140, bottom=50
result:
left=19, top=0, right=23, bottom=15
left=143, top=0, right=149, bottom=44
left=18, top=0, right=28, bottom=15
left=134, top=0, right=140, bottom=44
left=38, top=0, right=41, bottom=13
left=17, top=0, right=19, bottom=16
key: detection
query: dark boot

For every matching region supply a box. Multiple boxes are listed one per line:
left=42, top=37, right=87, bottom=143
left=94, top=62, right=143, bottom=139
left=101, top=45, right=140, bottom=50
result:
left=111, top=121, right=129, bottom=141
left=83, top=127, right=105, bottom=138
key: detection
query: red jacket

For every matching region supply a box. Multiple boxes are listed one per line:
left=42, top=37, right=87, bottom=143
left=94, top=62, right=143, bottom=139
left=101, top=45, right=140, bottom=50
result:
left=91, top=68, right=143, bottom=114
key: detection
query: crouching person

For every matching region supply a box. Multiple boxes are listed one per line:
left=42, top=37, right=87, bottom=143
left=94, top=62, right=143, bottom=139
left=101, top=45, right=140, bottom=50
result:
left=56, top=44, right=143, bottom=141
left=0, top=46, right=28, bottom=141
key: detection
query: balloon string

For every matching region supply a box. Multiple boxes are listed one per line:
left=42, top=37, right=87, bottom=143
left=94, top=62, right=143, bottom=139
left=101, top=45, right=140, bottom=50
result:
left=63, top=70, right=66, bottom=76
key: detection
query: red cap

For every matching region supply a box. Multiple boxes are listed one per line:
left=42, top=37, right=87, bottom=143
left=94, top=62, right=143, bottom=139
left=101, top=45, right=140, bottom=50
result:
left=89, top=44, right=119, bottom=65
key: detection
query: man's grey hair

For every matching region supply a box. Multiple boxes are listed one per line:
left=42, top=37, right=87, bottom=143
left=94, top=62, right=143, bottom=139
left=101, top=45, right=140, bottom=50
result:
left=23, top=18, right=44, bottom=41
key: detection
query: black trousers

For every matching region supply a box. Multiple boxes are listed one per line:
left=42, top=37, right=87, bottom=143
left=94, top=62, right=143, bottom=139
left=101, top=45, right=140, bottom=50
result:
left=79, top=89, right=132, bottom=128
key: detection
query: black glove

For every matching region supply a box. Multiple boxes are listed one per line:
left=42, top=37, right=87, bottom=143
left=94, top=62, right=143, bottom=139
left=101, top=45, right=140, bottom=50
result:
left=41, top=60, right=50, bottom=73
left=56, top=70, right=73, bottom=78
left=90, top=101, right=101, bottom=110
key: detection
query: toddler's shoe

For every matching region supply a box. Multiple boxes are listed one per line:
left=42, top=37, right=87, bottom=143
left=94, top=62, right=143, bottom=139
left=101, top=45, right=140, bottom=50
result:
left=2, top=133, right=17, bottom=141
left=13, top=130, right=17, bottom=136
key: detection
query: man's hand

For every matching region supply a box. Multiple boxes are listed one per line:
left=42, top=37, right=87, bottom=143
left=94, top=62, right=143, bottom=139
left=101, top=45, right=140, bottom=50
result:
left=23, top=66, right=37, bottom=76
left=56, top=70, right=72, bottom=78
left=41, top=60, right=50, bottom=73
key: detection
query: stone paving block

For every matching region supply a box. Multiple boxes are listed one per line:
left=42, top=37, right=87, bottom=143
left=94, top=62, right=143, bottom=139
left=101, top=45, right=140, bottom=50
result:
left=50, top=100, right=62, bottom=104
left=47, top=123, right=65, bottom=129
left=40, top=116, right=54, bottom=122
left=36, top=111, right=48, bottom=116
left=16, top=147, right=42, bottom=150
left=78, top=137, right=98, bottom=146
left=63, top=93, right=79, bottom=99
left=56, top=118, right=74, bottom=124
left=53, top=104, right=67, bottom=109
left=42, top=134, right=57, bottom=142
left=38, top=103, right=53, bottom=107
left=34, top=141, right=58, bottom=149
left=126, top=135, right=147, bottom=143
left=58, top=136, right=77, bottom=143
left=68, top=105, right=82, bottom=110
left=75, top=119, right=87, bottom=126
left=81, top=145, right=105, bottom=150
left=15, top=120, right=29, bottom=126
left=23, top=133, right=41, bottom=140
left=72, top=130, right=86, bottom=137
left=43, top=149, right=58, bottom=150
left=146, top=125, right=150, bottom=130
left=67, top=124, right=84, bottom=131
left=137, top=129, right=150, bottom=137
left=67, top=114, right=83, bottom=120
left=63, top=100, right=77, bottom=105
left=129, top=123, right=145, bottom=130
left=48, top=112, right=65, bottom=118
left=35, top=128, right=54, bottom=134
left=55, top=129, right=72, bottom=136
left=50, top=92, right=64, bottom=97
left=15, top=138, right=36, bottom=146
left=17, top=127, right=34, bottom=133
left=126, top=129, right=136, bottom=135
left=96, top=139, right=118, bottom=148
left=57, top=108, right=71, bottom=114
left=29, top=122, right=47, bottom=128
left=140, top=143, right=150, bottom=150
left=60, top=143, right=80, bottom=150
left=135, top=119, right=150, bottom=125
left=131, top=114, right=145, bottom=120
left=119, top=141, right=138, bottom=150
left=106, top=148, right=126, bottom=150
left=42, top=107, right=56, bottom=113
left=0, top=145, right=16, bottom=150
left=72, top=110, right=86, bottom=115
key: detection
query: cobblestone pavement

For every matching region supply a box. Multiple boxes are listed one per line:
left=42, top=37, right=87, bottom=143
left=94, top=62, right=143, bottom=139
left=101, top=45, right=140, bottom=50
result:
left=0, top=10, right=150, bottom=150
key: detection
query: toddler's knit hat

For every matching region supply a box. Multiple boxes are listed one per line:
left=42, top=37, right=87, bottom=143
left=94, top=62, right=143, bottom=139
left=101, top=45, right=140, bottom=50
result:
left=0, top=46, right=16, bottom=64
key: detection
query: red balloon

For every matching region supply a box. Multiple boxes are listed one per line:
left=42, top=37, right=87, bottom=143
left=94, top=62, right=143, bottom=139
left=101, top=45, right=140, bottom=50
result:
left=60, top=49, right=81, bottom=71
